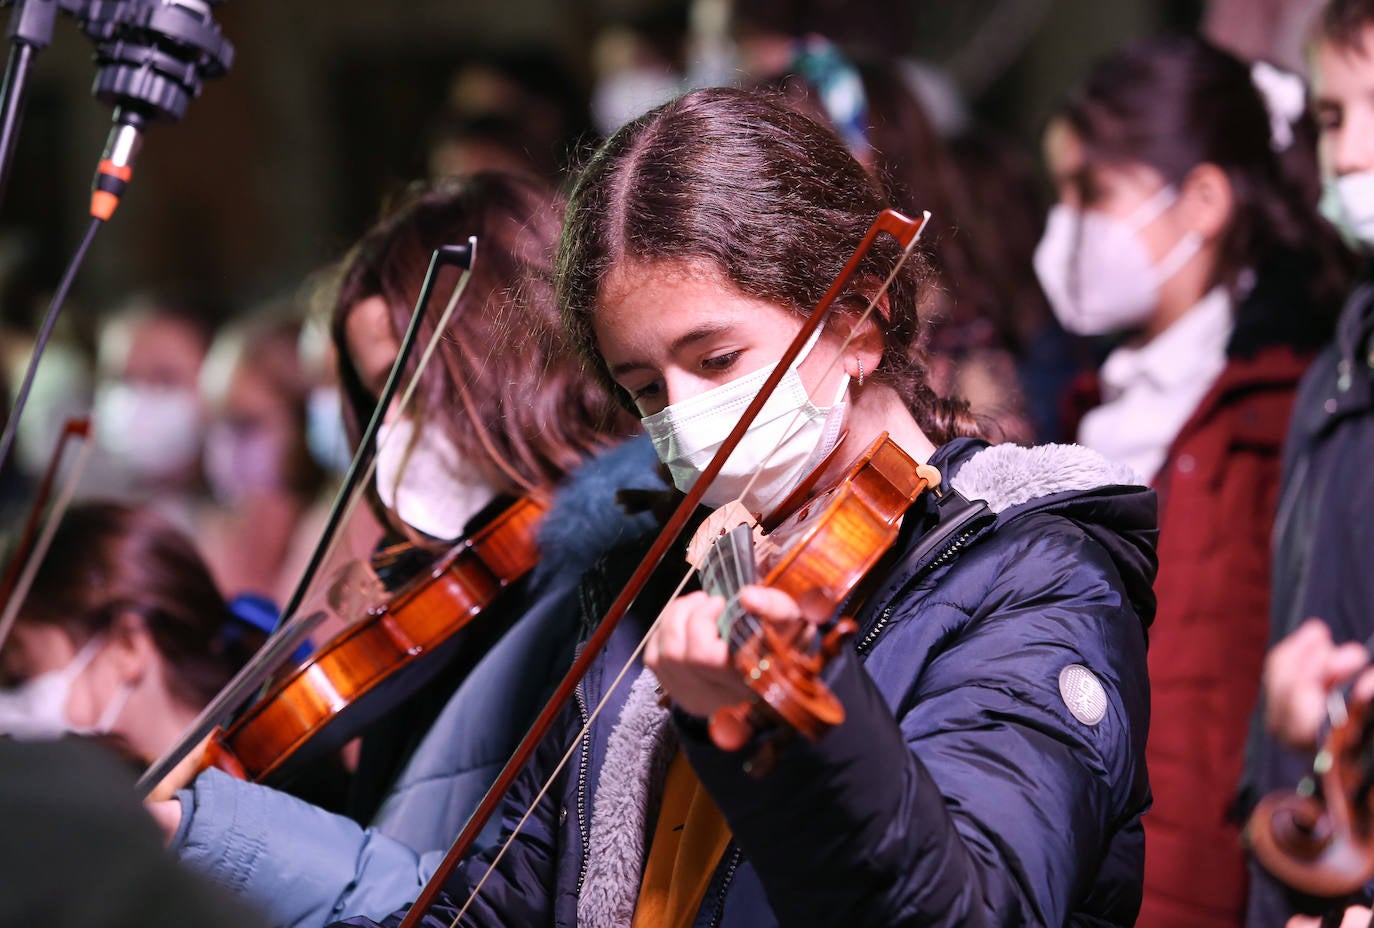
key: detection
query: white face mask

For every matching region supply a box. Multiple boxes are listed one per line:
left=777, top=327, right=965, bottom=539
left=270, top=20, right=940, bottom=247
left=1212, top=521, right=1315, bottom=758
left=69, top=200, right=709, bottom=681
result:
left=1033, top=186, right=1204, bottom=336
left=203, top=421, right=287, bottom=505
left=1320, top=170, right=1374, bottom=251
left=306, top=387, right=353, bottom=477
left=641, top=326, right=850, bottom=518
left=93, top=381, right=203, bottom=482
left=374, top=417, right=498, bottom=541
left=0, top=637, right=132, bottom=740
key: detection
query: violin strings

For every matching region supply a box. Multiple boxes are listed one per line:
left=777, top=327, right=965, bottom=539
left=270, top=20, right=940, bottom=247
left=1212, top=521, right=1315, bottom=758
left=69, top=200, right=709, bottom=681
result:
left=714, top=214, right=929, bottom=647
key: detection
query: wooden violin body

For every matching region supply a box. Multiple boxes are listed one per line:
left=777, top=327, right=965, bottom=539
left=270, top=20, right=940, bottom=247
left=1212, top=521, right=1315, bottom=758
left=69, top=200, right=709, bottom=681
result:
left=205, top=494, right=549, bottom=784
left=706, top=434, right=940, bottom=757
left=1248, top=695, right=1374, bottom=897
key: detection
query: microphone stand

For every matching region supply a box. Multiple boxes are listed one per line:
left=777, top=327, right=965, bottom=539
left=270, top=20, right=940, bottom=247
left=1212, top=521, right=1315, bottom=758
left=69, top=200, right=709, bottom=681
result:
left=0, top=0, right=62, bottom=212
left=0, top=0, right=233, bottom=473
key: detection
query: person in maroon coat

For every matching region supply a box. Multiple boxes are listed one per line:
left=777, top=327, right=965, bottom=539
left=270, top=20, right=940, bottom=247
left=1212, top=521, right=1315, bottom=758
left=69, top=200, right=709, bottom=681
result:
left=1034, top=37, right=1356, bottom=928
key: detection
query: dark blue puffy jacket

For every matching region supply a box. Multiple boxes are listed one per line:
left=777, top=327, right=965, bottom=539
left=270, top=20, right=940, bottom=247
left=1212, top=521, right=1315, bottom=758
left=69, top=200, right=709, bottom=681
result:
left=339, top=437, right=1157, bottom=928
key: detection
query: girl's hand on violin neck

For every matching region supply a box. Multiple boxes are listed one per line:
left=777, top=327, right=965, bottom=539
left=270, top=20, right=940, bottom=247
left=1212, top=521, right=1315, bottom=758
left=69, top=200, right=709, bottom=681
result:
left=646, top=585, right=810, bottom=719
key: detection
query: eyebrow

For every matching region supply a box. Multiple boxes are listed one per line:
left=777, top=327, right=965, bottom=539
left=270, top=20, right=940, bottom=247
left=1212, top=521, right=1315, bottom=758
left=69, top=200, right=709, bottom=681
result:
left=608, top=320, right=735, bottom=380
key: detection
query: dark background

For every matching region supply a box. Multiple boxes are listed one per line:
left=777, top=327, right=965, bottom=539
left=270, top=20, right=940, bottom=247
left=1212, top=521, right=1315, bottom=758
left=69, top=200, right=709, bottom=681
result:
left=0, top=0, right=1295, bottom=333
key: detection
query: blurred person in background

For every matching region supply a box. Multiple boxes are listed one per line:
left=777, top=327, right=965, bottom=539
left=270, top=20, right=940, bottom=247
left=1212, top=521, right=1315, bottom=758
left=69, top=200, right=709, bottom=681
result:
left=0, top=501, right=257, bottom=765
left=1238, top=0, right=1374, bottom=924
left=197, top=310, right=326, bottom=603
left=949, top=126, right=1087, bottom=442
left=0, top=737, right=268, bottom=928
left=754, top=38, right=1034, bottom=440
left=87, top=293, right=220, bottom=528
left=427, top=49, right=594, bottom=183
left=0, top=234, right=94, bottom=486
left=1036, top=35, right=1353, bottom=928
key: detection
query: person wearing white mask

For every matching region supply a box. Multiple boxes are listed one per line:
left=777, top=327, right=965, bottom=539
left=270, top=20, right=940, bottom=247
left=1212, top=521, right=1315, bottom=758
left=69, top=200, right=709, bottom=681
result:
left=86, top=295, right=217, bottom=529
left=339, top=87, right=1158, bottom=928
left=1240, top=3, right=1374, bottom=927
left=147, top=173, right=662, bottom=928
left=1035, top=36, right=1356, bottom=928
left=0, top=502, right=251, bottom=764
left=197, top=311, right=326, bottom=604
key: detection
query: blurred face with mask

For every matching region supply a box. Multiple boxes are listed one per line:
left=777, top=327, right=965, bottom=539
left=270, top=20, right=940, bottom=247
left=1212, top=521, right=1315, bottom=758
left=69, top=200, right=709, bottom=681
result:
left=1034, top=117, right=1223, bottom=342
left=0, top=503, right=243, bottom=761
left=200, top=335, right=304, bottom=508
left=93, top=307, right=209, bottom=490
left=1313, top=18, right=1374, bottom=251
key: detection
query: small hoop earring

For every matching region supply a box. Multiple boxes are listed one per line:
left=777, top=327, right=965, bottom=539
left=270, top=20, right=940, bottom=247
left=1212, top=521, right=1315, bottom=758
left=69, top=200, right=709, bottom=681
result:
left=856, top=357, right=865, bottom=388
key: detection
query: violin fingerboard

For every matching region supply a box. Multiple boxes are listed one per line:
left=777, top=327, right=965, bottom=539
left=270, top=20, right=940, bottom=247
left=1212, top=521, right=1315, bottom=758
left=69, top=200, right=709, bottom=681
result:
left=698, top=524, right=756, bottom=642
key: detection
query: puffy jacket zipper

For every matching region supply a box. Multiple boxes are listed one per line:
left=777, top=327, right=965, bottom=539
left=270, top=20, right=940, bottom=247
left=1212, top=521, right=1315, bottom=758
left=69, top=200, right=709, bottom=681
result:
left=707, top=846, right=745, bottom=928
left=855, top=522, right=980, bottom=655
left=573, top=677, right=592, bottom=897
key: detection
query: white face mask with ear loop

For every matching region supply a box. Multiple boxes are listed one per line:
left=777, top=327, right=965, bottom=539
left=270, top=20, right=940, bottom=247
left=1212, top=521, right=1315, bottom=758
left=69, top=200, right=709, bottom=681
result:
left=641, top=324, right=852, bottom=518
left=0, top=636, right=134, bottom=740
left=1321, top=170, right=1374, bottom=251
left=373, top=416, right=500, bottom=542
left=1033, top=185, right=1206, bottom=336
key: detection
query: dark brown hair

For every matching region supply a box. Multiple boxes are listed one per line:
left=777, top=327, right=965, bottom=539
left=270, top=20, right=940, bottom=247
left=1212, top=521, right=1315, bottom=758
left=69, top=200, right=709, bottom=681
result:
left=558, top=87, right=979, bottom=445
left=1316, top=0, right=1374, bottom=52
left=19, top=502, right=240, bottom=708
left=332, top=172, right=636, bottom=494
left=1060, top=35, right=1353, bottom=319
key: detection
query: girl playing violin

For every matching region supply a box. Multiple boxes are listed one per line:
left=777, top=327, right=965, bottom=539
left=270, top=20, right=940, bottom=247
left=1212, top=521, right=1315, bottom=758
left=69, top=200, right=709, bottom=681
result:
left=341, top=87, right=1157, bottom=928
left=154, top=173, right=663, bottom=928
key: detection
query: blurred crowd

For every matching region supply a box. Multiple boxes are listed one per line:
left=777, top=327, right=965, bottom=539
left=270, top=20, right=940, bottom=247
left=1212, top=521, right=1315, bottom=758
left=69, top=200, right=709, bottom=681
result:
left=0, top=0, right=1372, bottom=926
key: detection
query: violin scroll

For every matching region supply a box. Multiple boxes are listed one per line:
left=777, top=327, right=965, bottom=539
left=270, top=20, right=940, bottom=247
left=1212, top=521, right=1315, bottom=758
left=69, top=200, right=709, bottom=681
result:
left=703, top=436, right=939, bottom=771
left=1249, top=693, right=1374, bottom=897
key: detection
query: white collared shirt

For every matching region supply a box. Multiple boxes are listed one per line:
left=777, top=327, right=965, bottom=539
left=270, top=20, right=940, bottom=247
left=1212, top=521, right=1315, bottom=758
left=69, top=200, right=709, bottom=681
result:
left=1078, top=286, right=1233, bottom=484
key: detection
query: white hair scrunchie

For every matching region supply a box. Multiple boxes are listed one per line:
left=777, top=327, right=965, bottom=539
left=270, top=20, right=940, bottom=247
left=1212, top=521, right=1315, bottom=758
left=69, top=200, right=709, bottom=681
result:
left=1250, top=60, right=1306, bottom=153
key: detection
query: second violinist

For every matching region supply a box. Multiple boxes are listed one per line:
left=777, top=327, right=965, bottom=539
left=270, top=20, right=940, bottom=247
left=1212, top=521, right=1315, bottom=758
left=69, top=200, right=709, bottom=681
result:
left=343, top=88, right=1158, bottom=928
left=152, top=173, right=663, bottom=928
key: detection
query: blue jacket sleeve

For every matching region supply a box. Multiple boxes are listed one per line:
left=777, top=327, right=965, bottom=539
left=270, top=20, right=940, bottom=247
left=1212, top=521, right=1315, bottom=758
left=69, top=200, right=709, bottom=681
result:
left=174, top=769, right=452, bottom=928
left=681, top=519, right=1149, bottom=927
left=332, top=694, right=582, bottom=928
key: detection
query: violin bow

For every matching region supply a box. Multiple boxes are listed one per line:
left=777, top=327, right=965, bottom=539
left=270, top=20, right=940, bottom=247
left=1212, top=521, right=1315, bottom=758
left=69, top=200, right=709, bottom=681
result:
left=0, top=417, right=94, bottom=652
left=136, top=239, right=478, bottom=798
left=401, top=208, right=930, bottom=928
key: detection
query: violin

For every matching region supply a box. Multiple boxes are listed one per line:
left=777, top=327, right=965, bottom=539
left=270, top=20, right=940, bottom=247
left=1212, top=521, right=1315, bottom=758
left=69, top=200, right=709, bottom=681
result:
left=1248, top=689, right=1374, bottom=897
left=198, top=493, right=551, bottom=784
left=701, top=433, right=941, bottom=766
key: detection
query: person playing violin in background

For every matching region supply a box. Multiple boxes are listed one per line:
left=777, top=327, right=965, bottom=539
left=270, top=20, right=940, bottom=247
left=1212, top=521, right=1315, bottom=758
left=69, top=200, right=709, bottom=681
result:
left=152, top=172, right=664, bottom=928
left=339, top=87, right=1157, bottom=928
left=1238, top=1, right=1374, bottom=925
left=1035, top=35, right=1354, bottom=928
left=0, top=501, right=256, bottom=761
